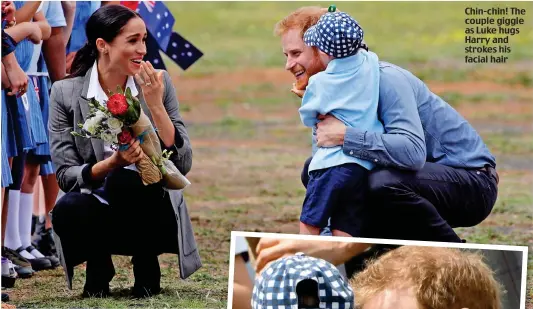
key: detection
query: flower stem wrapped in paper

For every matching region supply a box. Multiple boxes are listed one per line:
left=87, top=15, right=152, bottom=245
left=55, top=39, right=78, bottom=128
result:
left=108, top=87, right=191, bottom=189
left=72, top=86, right=190, bottom=189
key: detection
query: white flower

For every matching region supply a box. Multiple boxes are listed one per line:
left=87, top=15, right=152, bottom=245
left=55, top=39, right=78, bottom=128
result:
left=83, top=117, right=100, bottom=135
left=107, top=117, right=123, bottom=135
left=94, top=110, right=106, bottom=120
left=101, top=131, right=118, bottom=144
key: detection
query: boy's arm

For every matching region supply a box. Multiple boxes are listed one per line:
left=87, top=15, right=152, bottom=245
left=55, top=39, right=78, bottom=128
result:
left=2, top=65, right=11, bottom=89
left=61, top=1, right=76, bottom=46
left=3, top=22, right=41, bottom=43
left=14, top=1, right=41, bottom=23
left=298, top=79, right=323, bottom=128
left=33, top=11, right=51, bottom=40
left=2, top=53, right=28, bottom=96
left=42, top=1, right=66, bottom=82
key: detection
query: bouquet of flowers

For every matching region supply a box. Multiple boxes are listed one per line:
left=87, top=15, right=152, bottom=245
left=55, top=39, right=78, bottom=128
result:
left=71, top=86, right=191, bottom=190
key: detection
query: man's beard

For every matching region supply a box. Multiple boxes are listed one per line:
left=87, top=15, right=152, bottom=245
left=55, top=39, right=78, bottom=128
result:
left=293, top=48, right=326, bottom=91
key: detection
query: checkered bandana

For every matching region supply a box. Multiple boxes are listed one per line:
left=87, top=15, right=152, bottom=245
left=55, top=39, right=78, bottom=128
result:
left=304, top=11, right=364, bottom=58
left=252, top=253, right=354, bottom=309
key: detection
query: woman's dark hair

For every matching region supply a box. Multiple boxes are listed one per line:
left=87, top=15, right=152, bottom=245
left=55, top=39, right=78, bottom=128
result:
left=69, top=5, right=141, bottom=78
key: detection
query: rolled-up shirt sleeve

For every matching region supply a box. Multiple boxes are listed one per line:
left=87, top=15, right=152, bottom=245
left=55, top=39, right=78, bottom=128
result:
left=343, top=67, right=427, bottom=171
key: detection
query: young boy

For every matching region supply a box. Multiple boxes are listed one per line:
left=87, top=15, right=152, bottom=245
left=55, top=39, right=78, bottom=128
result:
left=252, top=253, right=354, bottom=309
left=298, top=7, right=384, bottom=237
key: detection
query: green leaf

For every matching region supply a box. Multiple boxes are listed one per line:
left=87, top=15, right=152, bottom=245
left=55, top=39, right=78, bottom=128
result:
left=126, top=87, right=132, bottom=98
left=133, top=97, right=141, bottom=110
left=116, top=85, right=123, bottom=95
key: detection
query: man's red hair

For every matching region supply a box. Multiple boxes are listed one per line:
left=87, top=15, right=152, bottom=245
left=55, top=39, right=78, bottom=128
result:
left=274, top=6, right=328, bottom=38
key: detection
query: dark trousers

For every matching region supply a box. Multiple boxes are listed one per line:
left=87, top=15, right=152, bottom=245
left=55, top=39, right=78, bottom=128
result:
left=52, top=168, right=178, bottom=290
left=302, top=157, right=498, bottom=242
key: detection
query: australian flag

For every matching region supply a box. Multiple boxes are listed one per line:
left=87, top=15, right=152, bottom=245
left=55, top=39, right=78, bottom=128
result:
left=121, top=1, right=203, bottom=71
left=137, top=0, right=174, bottom=51
left=165, top=32, right=203, bottom=70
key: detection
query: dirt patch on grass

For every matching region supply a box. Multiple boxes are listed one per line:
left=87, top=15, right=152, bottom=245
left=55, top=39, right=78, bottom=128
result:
left=175, top=68, right=293, bottom=92
left=457, top=101, right=532, bottom=122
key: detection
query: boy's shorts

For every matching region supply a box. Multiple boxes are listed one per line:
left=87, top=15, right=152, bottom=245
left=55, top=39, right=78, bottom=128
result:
left=300, top=163, right=368, bottom=236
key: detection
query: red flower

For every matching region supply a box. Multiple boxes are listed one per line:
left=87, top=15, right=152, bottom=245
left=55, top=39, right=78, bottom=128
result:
left=118, top=128, right=133, bottom=144
left=107, top=93, right=129, bottom=116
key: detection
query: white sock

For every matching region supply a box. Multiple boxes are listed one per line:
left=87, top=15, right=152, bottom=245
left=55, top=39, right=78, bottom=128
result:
left=18, top=249, right=35, bottom=260
left=28, top=248, right=45, bottom=258
left=4, top=190, right=22, bottom=250
left=19, top=192, right=34, bottom=248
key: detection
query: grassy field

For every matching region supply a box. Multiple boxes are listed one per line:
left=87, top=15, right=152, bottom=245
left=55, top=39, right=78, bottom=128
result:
left=4, top=2, right=533, bottom=308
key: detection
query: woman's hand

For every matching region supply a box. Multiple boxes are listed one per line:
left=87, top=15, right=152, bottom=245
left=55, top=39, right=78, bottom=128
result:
left=134, top=61, right=176, bottom=148
left=134, top=60, right=164, bottom=110
left=110, top=139, right=144, bottom=168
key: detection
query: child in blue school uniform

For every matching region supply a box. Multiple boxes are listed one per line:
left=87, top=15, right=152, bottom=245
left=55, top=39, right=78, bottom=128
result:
left=298, top=8, right=384, bottom=237
left=2, top=1, right=55, bottom=274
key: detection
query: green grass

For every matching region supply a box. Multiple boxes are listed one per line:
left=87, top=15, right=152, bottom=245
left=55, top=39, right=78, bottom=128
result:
left=167, top=1, right=533, bottom=76
left=483, top=132, right=533, bottom=155
left=438, top=91, right=530, bottom=107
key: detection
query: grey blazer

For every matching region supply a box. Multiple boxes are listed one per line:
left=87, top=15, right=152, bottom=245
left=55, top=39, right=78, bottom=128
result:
left=48, top=67, right=202, bottom=289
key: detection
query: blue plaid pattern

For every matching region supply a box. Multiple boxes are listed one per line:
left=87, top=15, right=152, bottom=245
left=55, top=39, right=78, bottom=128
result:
left=304, top=11, right=364, bottom=58
left=252, top=253, right=354, bottom=309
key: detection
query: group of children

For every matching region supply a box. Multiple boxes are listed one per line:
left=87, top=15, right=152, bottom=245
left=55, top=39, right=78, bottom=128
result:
left=1, top=1, right=102, bottom=303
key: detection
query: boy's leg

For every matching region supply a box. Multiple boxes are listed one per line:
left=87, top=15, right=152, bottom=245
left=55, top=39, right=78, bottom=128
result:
left=300, top=168, right=340, bottom=234
left=299, top=222, right=321, bottom=235
left=332, top=230, right=352, bottom=237
left=330, top=164, right=370, bottom=237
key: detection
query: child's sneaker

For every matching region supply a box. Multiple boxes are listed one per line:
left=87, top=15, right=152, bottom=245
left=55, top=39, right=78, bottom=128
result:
left=1, top=256, right=17, bottom=288
left=252, top=253, right=354, bottom=308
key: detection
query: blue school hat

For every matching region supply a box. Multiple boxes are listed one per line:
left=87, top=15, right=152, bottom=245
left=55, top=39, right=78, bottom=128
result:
left=304, top=8, right=364, bottom=58
left=251, top=253, right=354, bottom=309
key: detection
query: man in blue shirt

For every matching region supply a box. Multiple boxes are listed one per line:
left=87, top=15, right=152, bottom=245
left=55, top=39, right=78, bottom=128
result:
left=276, top=7, right=498, bottom=243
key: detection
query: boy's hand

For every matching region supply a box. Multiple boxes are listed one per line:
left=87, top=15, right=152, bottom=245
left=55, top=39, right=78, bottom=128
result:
left=291, top=83, right=305, bottom=98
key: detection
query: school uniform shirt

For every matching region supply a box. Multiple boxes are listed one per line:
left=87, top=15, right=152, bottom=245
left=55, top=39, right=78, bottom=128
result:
left=299, top=50, right=384, bottom=173
left=67, top=1, right=101, bottom=54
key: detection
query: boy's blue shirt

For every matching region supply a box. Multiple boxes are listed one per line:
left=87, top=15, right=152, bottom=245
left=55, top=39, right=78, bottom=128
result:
left=299, top=50, right=384, bottom=173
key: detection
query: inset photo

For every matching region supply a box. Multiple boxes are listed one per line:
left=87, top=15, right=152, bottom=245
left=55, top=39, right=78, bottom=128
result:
left=228, top=232, right=528, bottom=309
